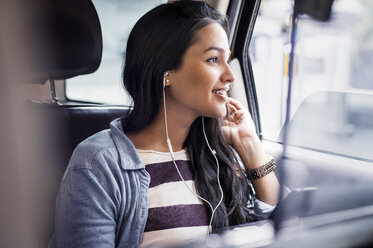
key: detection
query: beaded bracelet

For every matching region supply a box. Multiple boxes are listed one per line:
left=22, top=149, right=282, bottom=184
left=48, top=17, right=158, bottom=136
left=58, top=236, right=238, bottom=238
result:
left=244, top=158, right=277, bottom=181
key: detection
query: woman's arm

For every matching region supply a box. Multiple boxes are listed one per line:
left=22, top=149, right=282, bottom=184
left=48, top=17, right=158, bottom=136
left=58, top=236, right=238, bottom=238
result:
left=53, top=168, right=117, bottom=248
left=233, top=134, right=280, bottom=205
left=222, top=98, right=280, bottom=206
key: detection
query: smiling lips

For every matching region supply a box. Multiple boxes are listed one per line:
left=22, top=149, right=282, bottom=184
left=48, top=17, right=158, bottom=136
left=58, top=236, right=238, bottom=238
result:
left=212, top=87, right=229, bottom=99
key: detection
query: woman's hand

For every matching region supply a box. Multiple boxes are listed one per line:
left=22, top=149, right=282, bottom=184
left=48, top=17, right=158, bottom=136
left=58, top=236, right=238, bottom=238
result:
left=222, top=97, right=257, bottom=146
left=222, top=97, right=268, bottom=170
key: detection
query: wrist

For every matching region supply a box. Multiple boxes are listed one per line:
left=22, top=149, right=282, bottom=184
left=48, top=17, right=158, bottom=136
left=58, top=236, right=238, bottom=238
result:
left=244, top=158, right=277, bottom=181
left=234, top=135, right=269, bottom=170
left=233, top=132, right=260, bottom=151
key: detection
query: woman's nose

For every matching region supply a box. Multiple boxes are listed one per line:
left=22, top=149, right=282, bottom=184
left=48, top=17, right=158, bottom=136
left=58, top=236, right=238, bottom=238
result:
left=221, top=62, right=235, bottom=84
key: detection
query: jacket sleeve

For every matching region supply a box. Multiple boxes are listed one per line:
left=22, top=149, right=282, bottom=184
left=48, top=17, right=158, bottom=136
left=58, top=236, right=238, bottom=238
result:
left=253, top=198, right=276, bottom=220
left=247, top=182, right=292, bottom=220
left=52, top=168, right=118, bottom=248
left=246, top=180, right=276, bottom=220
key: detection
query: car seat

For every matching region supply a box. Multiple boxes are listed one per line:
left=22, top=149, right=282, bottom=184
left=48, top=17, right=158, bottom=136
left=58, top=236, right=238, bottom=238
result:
left=25, top=0, right=129, bottom=245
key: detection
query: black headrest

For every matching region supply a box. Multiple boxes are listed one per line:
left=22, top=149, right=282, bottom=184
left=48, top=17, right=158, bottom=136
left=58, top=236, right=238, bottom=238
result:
left=28, top=0, right=102, bottom=83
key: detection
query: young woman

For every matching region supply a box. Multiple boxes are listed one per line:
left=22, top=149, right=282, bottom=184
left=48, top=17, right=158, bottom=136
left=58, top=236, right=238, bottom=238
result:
left=50, top=1, right=280, bottom=247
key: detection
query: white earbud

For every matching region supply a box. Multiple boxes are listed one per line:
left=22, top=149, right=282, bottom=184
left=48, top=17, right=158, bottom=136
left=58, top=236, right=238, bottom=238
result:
left=163, top=72, right=169, bottom=88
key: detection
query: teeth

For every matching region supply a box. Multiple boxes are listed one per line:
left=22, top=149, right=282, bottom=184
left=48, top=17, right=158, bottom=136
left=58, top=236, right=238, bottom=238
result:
left=212, top=89, right=226, bottom=95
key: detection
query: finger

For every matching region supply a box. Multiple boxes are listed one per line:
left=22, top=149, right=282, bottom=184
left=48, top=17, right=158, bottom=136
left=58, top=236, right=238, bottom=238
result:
left=226, top=101, right=238, bottom=113
left=228, top=97, right=244, bottom=111
left=223, top=115, right=238, bottom=129
left=234, top=110, right=244, bottom=118
left=224, top=115, right=236, bottom=124
left=222, top=119, right=230, bottom=126
left=225, top=108, right=244, bottom=122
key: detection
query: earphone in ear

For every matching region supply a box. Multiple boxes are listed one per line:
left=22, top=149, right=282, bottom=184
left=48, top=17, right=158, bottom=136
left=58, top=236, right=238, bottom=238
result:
left=163, top=71, right=174, bottom=158
left=163, top=72, right=169, bottom=88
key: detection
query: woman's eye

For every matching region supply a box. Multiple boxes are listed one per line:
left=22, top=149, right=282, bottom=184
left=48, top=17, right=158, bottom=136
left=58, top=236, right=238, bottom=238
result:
left=207, top=57, right=218, bottom=63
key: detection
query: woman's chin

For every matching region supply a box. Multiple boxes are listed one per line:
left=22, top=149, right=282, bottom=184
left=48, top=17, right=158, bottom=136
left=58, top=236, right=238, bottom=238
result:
left=204, top=106, right=227, bottom=119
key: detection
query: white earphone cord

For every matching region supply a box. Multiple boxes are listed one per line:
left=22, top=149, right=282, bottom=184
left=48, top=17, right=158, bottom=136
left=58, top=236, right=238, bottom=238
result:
left=163, top=77, right=224, bottom=234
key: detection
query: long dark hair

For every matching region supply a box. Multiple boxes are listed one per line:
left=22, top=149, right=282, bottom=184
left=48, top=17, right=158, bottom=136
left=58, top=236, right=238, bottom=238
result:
left=121, top=0, right=255, bottom=231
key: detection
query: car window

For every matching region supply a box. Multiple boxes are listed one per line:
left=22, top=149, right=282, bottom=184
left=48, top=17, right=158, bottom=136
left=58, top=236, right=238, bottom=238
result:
left=65, top=0, right=167, bottom=105
left=250, top=0, right=373, bottom=161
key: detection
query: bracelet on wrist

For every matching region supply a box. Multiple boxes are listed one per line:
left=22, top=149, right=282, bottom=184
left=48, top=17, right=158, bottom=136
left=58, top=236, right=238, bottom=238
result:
left=244, top=158, right=277, bottom=181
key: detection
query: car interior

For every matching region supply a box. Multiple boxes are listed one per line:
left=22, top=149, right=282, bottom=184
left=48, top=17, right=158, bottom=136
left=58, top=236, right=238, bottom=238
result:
left=1, top=0, right=373, bottom=247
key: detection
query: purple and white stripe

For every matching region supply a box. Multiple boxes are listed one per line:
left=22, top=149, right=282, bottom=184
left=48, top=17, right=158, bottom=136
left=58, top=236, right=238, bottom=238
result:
left=137, top=149, right=209, bottom=247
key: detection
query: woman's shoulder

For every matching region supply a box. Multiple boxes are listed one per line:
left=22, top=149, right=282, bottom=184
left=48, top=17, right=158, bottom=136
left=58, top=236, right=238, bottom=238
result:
left=67, top=119, right=143, bottom=172
left=68, top=129, right=119, bottom=170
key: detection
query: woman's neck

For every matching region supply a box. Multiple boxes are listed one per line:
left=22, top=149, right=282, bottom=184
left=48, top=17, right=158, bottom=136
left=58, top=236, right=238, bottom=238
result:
left=126, top=102, right=197, bottom=152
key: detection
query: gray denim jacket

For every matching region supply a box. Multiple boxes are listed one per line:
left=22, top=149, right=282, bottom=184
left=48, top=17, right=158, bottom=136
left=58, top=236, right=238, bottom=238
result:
left=49, top=119, right=274, bottom=248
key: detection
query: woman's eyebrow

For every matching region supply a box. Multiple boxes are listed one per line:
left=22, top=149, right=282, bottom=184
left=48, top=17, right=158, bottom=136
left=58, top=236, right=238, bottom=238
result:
left=203, top=46, right=231, bottom=56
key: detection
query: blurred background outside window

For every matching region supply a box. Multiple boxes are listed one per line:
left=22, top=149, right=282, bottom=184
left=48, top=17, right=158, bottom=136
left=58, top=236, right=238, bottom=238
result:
left=250, top=0, right=373, bottom=161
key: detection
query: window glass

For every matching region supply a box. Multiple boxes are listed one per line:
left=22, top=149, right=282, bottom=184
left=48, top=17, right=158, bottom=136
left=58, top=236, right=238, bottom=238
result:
left=66, top=0, right=167, bottom=105
left=251, top=0, right=373, bottom=161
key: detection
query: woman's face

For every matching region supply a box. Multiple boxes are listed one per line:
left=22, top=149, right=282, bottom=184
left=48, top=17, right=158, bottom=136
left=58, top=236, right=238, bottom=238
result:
left=167, top=23, right=235, bottom=119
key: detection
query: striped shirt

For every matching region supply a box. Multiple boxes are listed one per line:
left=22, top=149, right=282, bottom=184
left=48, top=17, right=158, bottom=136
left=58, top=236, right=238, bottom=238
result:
left=137, top=149, right=209, bottom=247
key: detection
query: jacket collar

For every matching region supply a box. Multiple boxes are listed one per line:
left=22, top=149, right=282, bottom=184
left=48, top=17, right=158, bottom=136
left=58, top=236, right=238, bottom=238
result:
left=110, top=118, right=145, bottom=170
